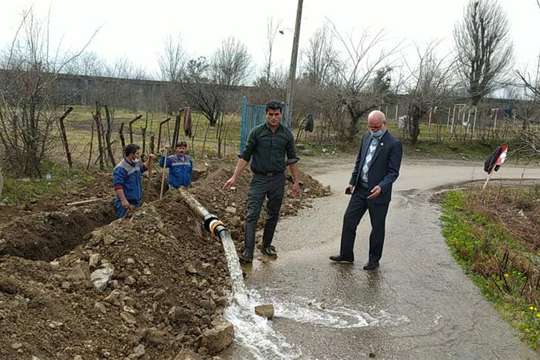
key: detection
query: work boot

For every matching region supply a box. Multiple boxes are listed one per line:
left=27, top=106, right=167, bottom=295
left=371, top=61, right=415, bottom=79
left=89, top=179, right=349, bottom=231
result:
left=261, top=245, right=277, bottom=258
left=238, top=252, right=253, bottom=264
left=329, top=255, right=354, bottom=264
left=363, top=261, right=379, bottom=270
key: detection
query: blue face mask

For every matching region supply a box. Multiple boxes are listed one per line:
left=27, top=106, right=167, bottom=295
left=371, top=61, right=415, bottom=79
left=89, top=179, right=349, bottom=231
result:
left=370, top=129, right=385, bottom=138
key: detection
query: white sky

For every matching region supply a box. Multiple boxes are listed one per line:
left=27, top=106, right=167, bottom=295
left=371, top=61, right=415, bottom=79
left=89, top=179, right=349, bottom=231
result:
left=1, top=0, right=539, bottom=79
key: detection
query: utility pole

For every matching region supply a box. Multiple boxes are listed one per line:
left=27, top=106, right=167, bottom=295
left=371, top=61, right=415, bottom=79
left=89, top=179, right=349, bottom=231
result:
left=285, top=0, right=303, bottom=128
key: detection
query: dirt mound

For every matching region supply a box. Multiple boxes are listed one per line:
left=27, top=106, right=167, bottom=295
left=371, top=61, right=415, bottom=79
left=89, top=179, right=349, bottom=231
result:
left=0, top=193, right=231, bottom=360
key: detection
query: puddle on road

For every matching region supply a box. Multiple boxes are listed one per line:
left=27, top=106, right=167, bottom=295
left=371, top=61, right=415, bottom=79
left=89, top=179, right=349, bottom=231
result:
left=220, top=231, right=408, bottom=359
left=251, top=290, right=409, bottom=329
left=224, top=286, right=409, bottom=360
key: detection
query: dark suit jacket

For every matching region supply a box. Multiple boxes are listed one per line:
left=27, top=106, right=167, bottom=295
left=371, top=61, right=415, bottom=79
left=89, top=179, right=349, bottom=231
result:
left=349, top=131, right=403, bottom=204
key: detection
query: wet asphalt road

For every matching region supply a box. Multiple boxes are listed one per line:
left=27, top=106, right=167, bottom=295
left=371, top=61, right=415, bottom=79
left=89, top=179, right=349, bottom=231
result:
left=224, top=159, right=540, bottom=360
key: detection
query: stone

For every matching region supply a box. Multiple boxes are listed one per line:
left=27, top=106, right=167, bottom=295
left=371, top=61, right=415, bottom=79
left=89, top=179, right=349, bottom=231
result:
left=61, top=281, right=71, bottom=290
left=200, top=321, right=234, bottom=355
left=254, top=304, right=274, bottom=320
left=90, top=263, right=114, bottom=291
left=200, top=298, right=216, bottom=312
left=102, top=234, right=117, bottom=246
left=225, top=206, right=236, bottom=214
left=88, top=253, right=101, bottom=268
left=185, top=263, right=198, bottom=275
left=48, top=320, right=63, bottom=328
left=126, top=257, right=136, bottom=264
left=11, top=342, right=23, bottom=350
left=174, top=350, right=203, bottom=360
left=94, top=301, right=107, bottom=314
left=74, top=356, right=83, bottom=360
left=125, top=276, right=137, bottom=285
left=67, top=263, right=89, bottom=281
left=128, top=344, right=145, bottom=359
left=104, top=289, right=125, bottom=306
left=168, top=306, right=191, bottom=323
left=123, top=305, right=137, bottom=314
left=120, top=311, right=137, bottom=325
left=145, top=328, right=169, bottom=345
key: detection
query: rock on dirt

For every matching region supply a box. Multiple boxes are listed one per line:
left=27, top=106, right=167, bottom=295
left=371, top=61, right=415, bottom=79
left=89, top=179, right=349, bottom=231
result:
left=200, top=320, right=235, bottom=355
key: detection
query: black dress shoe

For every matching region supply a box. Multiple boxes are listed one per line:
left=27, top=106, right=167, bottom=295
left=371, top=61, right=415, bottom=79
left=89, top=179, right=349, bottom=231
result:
left=329, top=255, right=354, bottom=264
left=261, top=245, right=277, bottom=258
left=238, top=253, right=253, bottom=264
left=363, top=261, right=379, bottom=270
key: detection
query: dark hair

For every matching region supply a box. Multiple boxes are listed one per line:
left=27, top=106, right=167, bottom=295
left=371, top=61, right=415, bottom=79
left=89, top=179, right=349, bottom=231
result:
left=265, top=100, right=283, bottom=113
left=176, top=141, right=188, bottom=148
left=124, top=144, right=140, bottom=157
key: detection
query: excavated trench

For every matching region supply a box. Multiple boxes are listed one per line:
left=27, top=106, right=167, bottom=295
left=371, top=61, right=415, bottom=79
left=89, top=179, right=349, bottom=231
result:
left=0, top=169, right=208, bottom=262
left=0, top=200, right=116, bottom=261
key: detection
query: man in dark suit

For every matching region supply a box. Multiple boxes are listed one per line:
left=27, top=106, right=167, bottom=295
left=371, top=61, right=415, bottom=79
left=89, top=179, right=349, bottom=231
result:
left=330, top=110, right=402, bottom=270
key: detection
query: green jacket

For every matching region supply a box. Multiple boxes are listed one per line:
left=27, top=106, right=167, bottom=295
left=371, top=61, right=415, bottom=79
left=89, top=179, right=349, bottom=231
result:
left=240, top=122, right=299, bottom=174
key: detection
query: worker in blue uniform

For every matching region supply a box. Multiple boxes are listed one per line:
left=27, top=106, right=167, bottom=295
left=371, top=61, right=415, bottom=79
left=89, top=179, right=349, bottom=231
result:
left=112, top=144, right=156, bottom=218
left=160, top=141, right=193, bottom=189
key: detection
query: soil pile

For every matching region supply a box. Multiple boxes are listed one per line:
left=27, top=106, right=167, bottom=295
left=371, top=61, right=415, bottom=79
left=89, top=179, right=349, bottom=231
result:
left=0, top=192, right=231, bottom=360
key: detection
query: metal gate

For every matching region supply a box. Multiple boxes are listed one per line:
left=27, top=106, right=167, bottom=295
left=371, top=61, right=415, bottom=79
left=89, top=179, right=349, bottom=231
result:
left=239, top=97, right=290, bottom=151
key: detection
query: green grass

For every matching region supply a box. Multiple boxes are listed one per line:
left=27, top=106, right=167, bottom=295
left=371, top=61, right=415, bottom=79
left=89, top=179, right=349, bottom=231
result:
left=441, top=190, right=540, bottom=350
left=404, top=140, right=499, bottom=160
left=1, top=161, right=96, bottom=204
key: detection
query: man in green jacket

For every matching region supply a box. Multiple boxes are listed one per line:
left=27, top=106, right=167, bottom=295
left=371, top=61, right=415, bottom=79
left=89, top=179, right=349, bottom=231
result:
left=224, top=100, right=301, bottom=263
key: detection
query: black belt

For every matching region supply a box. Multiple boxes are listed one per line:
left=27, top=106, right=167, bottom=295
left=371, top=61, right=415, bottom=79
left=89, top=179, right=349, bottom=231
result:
left=253, top=171, right=283, bottom=176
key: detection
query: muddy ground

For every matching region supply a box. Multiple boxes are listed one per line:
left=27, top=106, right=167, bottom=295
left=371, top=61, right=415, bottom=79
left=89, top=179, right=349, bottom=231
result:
left=0, top=163, right=328, bottom=360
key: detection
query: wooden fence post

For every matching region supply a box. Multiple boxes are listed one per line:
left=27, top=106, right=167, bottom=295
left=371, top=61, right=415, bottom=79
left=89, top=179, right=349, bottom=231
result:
left=58, top=107, right=74, bottom=168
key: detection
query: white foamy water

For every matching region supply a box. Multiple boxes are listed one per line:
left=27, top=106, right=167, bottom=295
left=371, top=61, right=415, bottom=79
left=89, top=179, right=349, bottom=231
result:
left=220, top=233, right=302, bottom=359
left=270, top=295, right=410, bottom=329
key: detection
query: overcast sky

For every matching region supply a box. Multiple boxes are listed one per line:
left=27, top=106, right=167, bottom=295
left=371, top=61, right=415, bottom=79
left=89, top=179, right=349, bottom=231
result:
left=1, top=0, right=539, bottom=79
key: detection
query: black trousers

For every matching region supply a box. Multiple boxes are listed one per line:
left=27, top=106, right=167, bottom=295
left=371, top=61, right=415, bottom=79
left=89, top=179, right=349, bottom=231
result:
left=243, top=173, right=286, bottom=257
left=339, top=187, right=390, bottom=262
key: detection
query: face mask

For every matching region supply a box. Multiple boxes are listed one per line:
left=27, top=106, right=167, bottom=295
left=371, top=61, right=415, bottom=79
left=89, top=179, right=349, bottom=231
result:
left=370, top=129, right=384, bottom=138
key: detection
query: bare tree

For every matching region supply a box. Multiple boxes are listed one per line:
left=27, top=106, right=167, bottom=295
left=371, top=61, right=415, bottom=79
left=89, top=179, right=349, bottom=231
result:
left=0, top=9, right=97, bottom=177
left=404, top=42, right=457, bottom=143
left=105, top=57, right=150, bottom=80
left=210, top=37, right=251, bottom=86
left=302, top=25, right=340, bottom=87
left=182, top=56, right=223, bottom=126
left=253, top=65, right=288, bottom=102
left=63, top=51, right=106, bottom=76
left=263, top=17, right=282, bottom=84
left=454, top=0, right=513, bottom=106
left=158, top=34, right=186, bottom=82
left=329, top=23, right=401, bottom=139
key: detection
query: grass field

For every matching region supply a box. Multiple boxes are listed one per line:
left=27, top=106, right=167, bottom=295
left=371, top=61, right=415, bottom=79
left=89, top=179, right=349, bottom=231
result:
left=11, top=104, right=539, bottom=175
left=441, top=187, right=540, bottom=350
